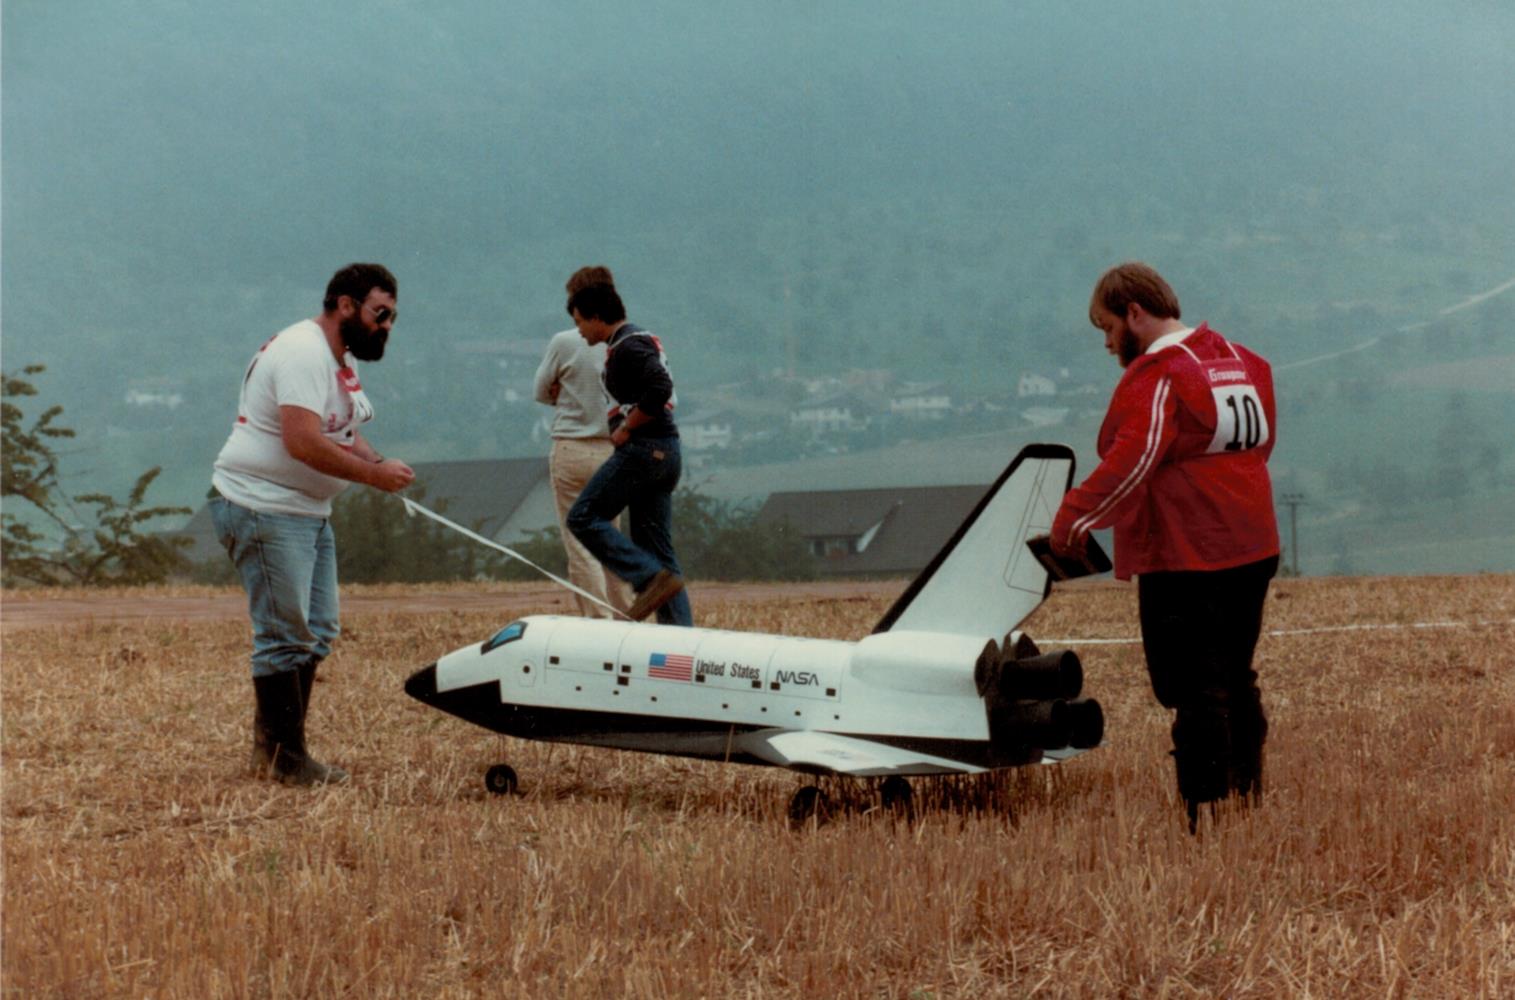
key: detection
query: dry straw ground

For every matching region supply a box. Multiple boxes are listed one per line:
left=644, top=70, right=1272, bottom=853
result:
left=3, top=575, right=1513, bottom=998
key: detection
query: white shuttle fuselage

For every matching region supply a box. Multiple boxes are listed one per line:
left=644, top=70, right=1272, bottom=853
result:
left=406, top=444, right=1104, bottom=781
left=408, top=617, right=1032, bottom=774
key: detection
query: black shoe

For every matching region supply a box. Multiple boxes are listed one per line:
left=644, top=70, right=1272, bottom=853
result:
left=627, top=569, right=684, bottom=622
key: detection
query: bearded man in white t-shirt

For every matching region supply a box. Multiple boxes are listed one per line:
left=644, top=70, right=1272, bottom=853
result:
left=210, top=263, right=414, bottom=786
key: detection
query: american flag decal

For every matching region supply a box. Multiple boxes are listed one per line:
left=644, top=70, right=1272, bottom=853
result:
left=648, top=652, right=694, bottom=681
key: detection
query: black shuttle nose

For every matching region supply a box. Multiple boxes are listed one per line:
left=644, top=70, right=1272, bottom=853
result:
left=404, top=663, right=438, bottom=704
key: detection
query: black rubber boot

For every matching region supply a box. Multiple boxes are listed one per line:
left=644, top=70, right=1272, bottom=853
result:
left=251, top=660, right=317, bottom=775
left=251, top=670, right=348, bottom=786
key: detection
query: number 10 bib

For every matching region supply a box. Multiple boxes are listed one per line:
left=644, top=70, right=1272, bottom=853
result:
left=1201, top=359, right=1270, bottom=455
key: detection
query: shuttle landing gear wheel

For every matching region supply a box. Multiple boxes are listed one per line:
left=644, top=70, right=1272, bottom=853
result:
left=788, top=785, right=829, bottom=828
left=485, top=764, right=519, bottom=796
left=880, top=775, right=913, bottom=813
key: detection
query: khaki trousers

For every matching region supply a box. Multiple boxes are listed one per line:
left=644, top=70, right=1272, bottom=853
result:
left=550, top=437, right=632, bottom=618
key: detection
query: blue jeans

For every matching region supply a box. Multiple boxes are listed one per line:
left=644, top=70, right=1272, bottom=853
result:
left=566, top=436, right=692, bottom=626
left=210, top=496, right=340, bottom=677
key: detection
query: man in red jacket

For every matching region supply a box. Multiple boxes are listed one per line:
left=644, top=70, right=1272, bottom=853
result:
left=1051, top=262, right=1280, bottom=832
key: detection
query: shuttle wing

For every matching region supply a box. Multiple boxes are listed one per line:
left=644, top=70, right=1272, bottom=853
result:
left=737, top=729, right=988, bottom=776
left=873, top=443, right=1076, bottom=640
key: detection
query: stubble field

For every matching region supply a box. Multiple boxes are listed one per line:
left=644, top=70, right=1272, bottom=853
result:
left=3, top=575, right=1513, bottom=998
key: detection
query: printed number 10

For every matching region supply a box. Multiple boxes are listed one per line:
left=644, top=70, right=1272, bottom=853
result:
left=1225, top=394, right=1262, bottom=451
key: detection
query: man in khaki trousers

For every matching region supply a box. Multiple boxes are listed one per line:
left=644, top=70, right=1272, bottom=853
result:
left=532, top=266, right=632, bottom=618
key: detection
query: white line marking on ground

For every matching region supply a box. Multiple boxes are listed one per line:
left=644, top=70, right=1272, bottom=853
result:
left=1041, top=618, right=1515, bottom=646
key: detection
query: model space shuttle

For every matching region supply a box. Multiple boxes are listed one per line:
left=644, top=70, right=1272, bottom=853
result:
left=405, top=444, right=1105, bottom=819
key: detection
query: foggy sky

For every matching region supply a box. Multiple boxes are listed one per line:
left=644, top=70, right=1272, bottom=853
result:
left=3, top=0, right=1513, bottom=572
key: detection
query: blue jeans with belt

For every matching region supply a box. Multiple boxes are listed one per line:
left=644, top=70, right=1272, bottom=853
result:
left=210, top=495, right=340, bottom=677
left=566, top=435, right=692, bottom=626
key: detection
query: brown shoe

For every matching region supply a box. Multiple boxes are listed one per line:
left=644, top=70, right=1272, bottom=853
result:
left=627, top=569, right=684, bottom=621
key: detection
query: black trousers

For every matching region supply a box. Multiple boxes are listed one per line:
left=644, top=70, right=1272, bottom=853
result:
left=1137, top=555, right=1278, bottom=819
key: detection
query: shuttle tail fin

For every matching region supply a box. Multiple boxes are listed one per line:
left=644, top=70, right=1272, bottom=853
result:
left=872, top=443, right=1077, bottom=639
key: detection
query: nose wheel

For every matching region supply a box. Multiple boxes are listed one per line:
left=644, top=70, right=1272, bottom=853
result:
left=484, top=763, right=519, bottom=796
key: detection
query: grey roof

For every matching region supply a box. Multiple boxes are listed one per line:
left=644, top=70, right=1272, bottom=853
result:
left=758, top=490, right=902, bottom=538
left=408, top=457, right=547, bottom=536
left=757, top=483, right=990, bottom=576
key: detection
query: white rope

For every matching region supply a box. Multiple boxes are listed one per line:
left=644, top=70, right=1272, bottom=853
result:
left=399, top=496, right=630, bottom=620
left=1040, top=618, right=1515, bottom=646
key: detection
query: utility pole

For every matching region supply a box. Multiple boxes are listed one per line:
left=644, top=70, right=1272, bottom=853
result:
left=1281, top=493, right=1305, bottom=576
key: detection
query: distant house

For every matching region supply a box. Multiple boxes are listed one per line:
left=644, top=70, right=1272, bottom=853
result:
left=167, top=457, right=555, bottom=567
left=677, top=389, right=790, bottom=447
left=680, top=411, right=734, bottom=452
left=1017, top=373, right=1057, bottom=398
left=789, top=390, right=874, bottom=436
left=888, top=382, right=952, bottom=421
left=955, top=395, right=1012, bottom=418
left=120, top=386, right=190, bottom=432
left=756, top=483, right=989, bottom=577
left=841, top=368, right=893, bottom=392
left=793, top=374, right=844, bottom=397
left=125, top=387, right=185, bottom=409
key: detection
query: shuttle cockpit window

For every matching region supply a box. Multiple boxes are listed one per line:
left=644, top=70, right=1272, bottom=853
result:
left=482, top=621, right=527, bottom=654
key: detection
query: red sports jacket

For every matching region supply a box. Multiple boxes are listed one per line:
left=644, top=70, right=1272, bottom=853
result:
left=1052, top=323, right=1279, bottom=579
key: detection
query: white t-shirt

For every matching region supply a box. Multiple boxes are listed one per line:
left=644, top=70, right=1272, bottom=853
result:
left=532, top=329, right=611, bottom=439
left=212, top=320, right=374, bottom=516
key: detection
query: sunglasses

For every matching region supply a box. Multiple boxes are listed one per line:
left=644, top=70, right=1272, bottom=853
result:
left=348, top=296, right=397, bottom=325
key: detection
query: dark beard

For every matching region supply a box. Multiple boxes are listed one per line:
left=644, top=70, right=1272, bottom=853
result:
left=340, top=314, right=388, bottom=362
left=1117, top=329, right=1141, bottom=367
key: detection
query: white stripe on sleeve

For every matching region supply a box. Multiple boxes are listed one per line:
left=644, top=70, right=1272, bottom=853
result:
left=1069, top=376, right=1171, bottom=540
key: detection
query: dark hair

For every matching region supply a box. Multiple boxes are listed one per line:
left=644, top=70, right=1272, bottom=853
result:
left=324, top=263, right=397, bottom=312
left=1089, top=262, right=1181, bottom=325
left=565, top=265, right=615, bottom=296
left=566, top=282, right=626, bottom=323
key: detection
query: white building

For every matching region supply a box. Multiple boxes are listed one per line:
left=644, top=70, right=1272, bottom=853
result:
left=681, top=413, right=734, bottom=451
left=1017, top=373, right=1058, bottom=398
left=889, top=383, right=952, bottom=421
